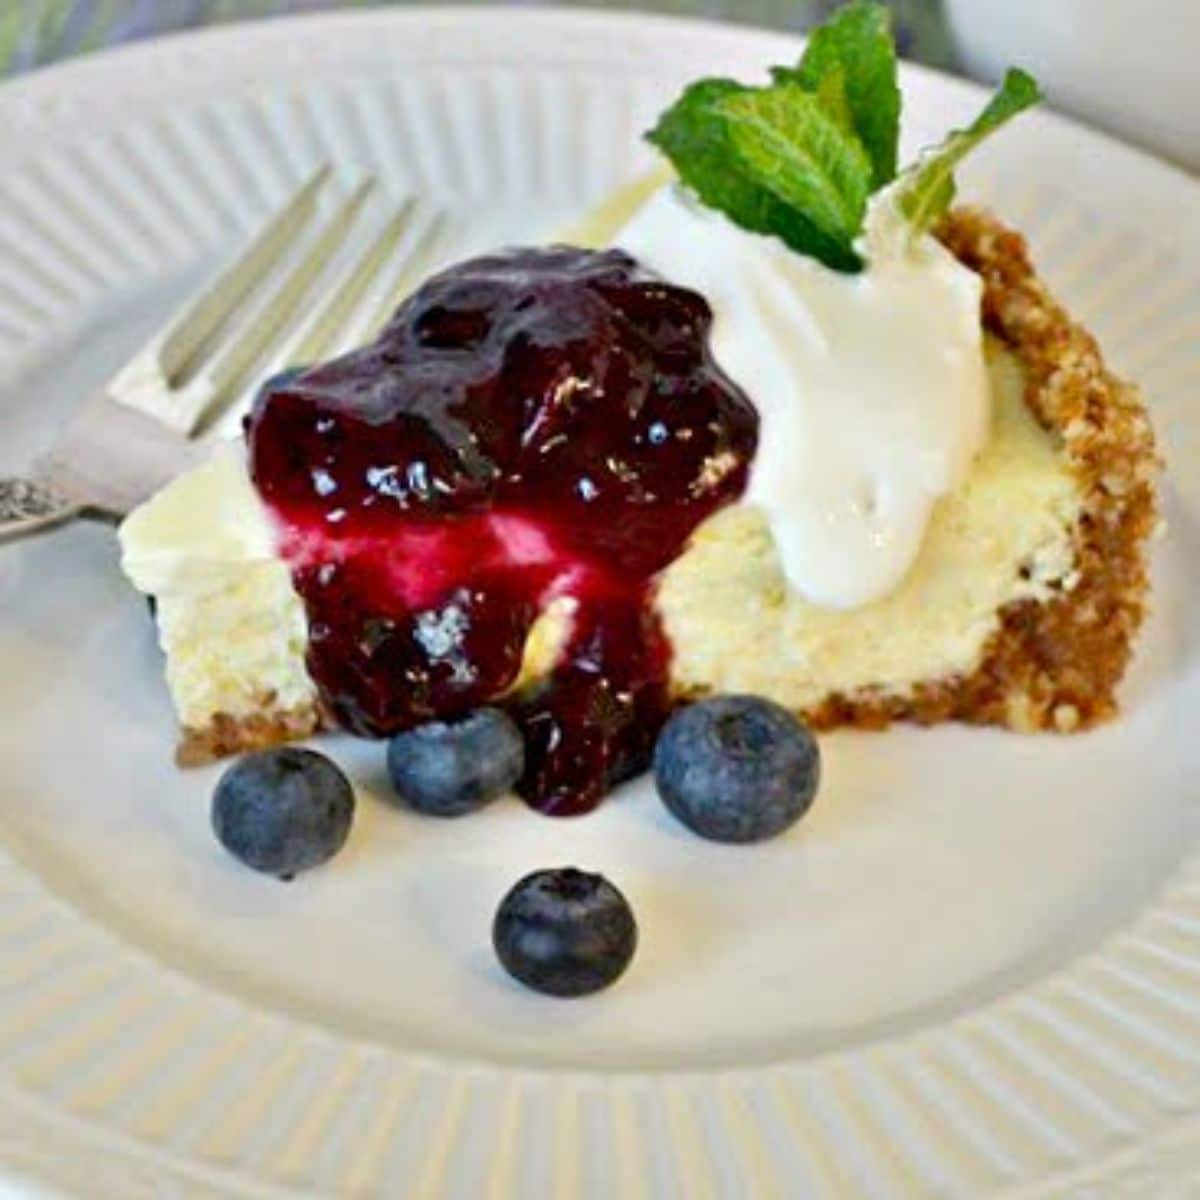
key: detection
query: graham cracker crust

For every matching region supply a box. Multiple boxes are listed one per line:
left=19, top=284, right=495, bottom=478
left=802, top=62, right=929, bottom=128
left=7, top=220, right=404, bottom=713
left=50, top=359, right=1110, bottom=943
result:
left=804, top=207, right=1160, bottom=733
left=175, top=207, right=1160, bottom=762
left=177, top=695, right=330, bottom=767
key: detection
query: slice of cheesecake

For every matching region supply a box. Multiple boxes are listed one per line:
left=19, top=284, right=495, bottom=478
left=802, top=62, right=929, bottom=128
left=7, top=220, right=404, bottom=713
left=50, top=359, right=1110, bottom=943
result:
left=116, top=7, right=1162, bottom=817
left=120, top=206, right=1158, bottom=766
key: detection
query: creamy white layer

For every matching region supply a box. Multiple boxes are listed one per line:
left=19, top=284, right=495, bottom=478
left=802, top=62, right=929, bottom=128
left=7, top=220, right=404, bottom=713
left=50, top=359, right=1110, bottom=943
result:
left=617, top=183, right=990, bottom=609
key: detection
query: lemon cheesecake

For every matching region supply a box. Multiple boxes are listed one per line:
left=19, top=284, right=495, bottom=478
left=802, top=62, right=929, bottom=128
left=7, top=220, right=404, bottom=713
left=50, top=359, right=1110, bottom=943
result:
left=118, top=6, right=1159, bottom=813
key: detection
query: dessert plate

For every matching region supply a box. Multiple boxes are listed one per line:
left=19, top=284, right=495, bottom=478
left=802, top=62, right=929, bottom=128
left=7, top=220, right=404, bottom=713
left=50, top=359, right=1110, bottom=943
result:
left=1, top=9, right=1199, bottom=1196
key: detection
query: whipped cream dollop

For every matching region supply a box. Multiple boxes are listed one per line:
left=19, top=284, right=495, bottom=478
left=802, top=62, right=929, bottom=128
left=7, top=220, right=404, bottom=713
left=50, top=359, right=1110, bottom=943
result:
left=616, top=183, right=990, bottom=609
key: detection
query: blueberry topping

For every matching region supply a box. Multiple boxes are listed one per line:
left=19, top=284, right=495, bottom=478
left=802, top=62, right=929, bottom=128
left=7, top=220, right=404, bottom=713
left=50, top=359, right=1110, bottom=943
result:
left=387, top=707, right=524, bottom=817
left=212, top=747, right=354, bottom=878
left=247, top=248, right=757, bottom=815
left=653, top=696, right=820, bottom=843
left=492, top=868, right=637, bottom=997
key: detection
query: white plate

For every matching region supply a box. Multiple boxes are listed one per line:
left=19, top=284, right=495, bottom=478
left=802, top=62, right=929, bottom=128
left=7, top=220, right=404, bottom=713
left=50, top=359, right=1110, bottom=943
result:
left=1, top=9, right=1199, bottom=1197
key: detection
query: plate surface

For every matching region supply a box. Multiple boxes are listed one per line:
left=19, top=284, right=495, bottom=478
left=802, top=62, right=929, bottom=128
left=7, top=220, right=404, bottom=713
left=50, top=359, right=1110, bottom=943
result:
left=1, top=9, right=1199, bottom=1197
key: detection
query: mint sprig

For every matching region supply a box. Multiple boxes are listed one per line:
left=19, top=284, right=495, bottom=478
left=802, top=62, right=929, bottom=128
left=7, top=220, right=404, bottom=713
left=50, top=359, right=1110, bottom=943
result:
left=647, top=77, right=866, bottom=272
left=897, top=68, right=1042, bottom=234
left=773, top=0, right=899, bottom=190
left=719, top=84, right=874, bottom=259
left=645, top=2, right=1040, bottom=273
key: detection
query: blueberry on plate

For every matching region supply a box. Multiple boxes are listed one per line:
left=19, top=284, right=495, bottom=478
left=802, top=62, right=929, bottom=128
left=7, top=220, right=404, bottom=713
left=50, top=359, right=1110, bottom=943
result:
left=493, top=868, right=637, bottom=997
left=653, top=695, right=820, bottom=843
left=212, top=747, right=354, bottom=879
left=387, top=708, right=524, bottom=817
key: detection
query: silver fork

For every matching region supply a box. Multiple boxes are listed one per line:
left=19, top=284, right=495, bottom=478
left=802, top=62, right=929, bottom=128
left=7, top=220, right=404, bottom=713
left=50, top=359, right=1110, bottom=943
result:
left=0, top=165, right=451, bottom=540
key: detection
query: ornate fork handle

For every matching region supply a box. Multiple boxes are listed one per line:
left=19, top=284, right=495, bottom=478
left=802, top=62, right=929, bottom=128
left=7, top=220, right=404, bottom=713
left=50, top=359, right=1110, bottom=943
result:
left=0, top=394, right=203, bottom=543
left=0, top=477, right=83, bottom=540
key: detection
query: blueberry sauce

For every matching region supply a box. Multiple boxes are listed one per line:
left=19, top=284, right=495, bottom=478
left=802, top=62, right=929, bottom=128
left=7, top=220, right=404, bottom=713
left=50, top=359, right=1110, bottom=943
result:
left=247, top=247, right=757, bottom=814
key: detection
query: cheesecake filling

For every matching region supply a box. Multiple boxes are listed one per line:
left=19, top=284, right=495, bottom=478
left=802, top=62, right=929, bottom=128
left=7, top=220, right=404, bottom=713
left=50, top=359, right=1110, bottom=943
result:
left=246, top=247, right=757, bottom=814
left=657, top=342, right=1081, bottom=711
left=617, top=183, right=990, bottom=609
left=119, top=446, right=319, bottom=738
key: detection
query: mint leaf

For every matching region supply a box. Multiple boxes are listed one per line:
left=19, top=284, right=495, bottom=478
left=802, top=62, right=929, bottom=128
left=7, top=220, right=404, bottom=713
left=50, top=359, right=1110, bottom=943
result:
left=647, top=77, right=865, bottom=271
left=898, top=68, right=1042, bottom=234
left=645, top=79, right=774, bottom=234
left=774, top=1, right=900, bottom=189
left=643, top=5, right=1038, bottom=271
left=718, top=84, right=873, bottom=251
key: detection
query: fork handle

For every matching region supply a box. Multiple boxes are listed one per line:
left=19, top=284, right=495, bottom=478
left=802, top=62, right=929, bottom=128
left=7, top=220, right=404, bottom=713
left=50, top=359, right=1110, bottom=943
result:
left=1, top=394, right=205, bottom=543
left=0, top=477, right=83, bottom=540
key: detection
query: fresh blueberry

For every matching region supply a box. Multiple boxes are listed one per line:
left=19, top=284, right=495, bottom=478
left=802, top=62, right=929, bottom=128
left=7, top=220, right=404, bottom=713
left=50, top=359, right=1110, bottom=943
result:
left=212, top=747, right=354, bottom=879
left=387, top=708, right=524, bottom=817
left=492, top=868, right=637, bottom=997
left=652, top=696, right=820, bottom=843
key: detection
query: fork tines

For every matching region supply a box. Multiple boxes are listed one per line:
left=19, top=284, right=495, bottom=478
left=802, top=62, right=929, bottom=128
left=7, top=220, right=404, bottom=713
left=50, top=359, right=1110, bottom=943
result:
left=109, top=165, right=449, bottom=438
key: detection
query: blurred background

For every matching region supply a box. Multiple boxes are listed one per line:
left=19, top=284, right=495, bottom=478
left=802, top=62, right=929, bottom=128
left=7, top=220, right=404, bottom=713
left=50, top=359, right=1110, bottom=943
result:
left=4, top=0, right=1198, bottom=169
left=1, top=1, right=957, bottom=74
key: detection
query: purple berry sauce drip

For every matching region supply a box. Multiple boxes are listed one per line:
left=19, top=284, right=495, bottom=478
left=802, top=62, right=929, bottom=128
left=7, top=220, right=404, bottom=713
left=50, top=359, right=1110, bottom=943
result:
left=247, top=247, right=757, bottom=814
